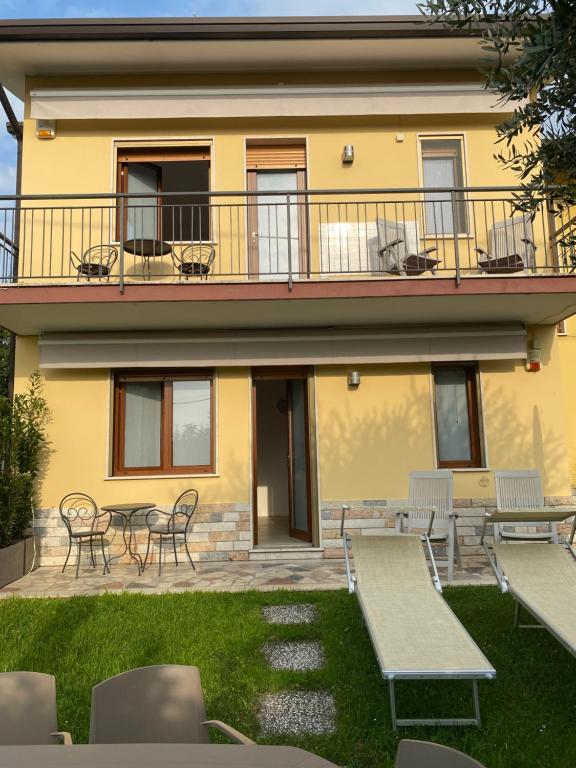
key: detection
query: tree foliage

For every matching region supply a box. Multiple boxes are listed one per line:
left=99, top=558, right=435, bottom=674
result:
left=0, top=371, right=49, bottom=547
left=418, top=1, right=576, bottom=252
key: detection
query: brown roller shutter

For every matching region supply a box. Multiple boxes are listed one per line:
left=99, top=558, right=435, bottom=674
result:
left=246, top=143, right=306, bottom=169
left=117, top=146, right=210, bottom=162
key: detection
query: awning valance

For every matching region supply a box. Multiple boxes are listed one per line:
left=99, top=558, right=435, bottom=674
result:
left=38, top=325, right=527, bottom=369
left=30, top=84, right=517, bottom=121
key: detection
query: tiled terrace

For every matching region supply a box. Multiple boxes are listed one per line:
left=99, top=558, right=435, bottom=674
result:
left=0, top=556, right=496, bottom=599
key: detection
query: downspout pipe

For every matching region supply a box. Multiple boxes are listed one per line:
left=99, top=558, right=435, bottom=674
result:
left=0, top=82, right=22, bottom=400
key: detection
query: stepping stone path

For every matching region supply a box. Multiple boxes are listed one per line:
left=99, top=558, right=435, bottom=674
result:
left=259, top=603, right=336, bottom=736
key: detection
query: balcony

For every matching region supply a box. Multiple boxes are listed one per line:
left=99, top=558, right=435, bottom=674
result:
left=0, top=187, right=575, bottom=334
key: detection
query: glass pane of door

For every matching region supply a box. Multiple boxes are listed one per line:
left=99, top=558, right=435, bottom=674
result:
left=256, top=171, right=299, bottom=280
left=423, top=155, right=455, bottom=235
left=288, top=379, right=310, bottom=538
left=124, top=381, right=162, bottom=467
left=126, top=163, right=159, bottom=240
left=434, top=367, right=472, bottom=462
left=172, top=380, right=211, bottom=467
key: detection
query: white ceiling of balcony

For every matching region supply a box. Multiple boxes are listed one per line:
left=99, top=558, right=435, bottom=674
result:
left=1, top=37, right=495, bottom=99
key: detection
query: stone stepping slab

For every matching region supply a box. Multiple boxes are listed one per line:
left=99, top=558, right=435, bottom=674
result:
left=263, top=640, right=325, bottom=672
left=259, top=690, right=336, bottom=736
left=261, top=603, right=317, bottom=624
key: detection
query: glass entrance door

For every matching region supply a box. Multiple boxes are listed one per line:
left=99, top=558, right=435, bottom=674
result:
left=287, top=379, right=311, bottom=541
left=253, top=171, right=300, bottom=280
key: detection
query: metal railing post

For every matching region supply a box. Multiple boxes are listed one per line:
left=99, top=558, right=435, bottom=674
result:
left=451, top=189, right=461, bottom=287
left=118, top=196, right=125, bottom=294
left=286, top=193, right=293, bottom=291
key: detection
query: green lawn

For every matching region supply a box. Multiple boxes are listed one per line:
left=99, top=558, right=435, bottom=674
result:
left=0, top=587, right=574, bottom=767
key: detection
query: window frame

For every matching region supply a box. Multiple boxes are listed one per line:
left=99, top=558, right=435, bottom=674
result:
left=115, top=145, right=211, bottom=243
left=432, top=363, right=483, bottom=469
left=113, top=369, right=215, bottom=476
left=419, top=134, right=469, bottom=237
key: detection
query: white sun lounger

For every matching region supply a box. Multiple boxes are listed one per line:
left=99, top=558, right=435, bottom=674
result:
left=482, top=509, right=576, bottom=655
left=342, top=516, right=495, bottom=730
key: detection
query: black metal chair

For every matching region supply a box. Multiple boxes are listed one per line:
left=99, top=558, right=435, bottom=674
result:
left=59, top=492, right=112, bottom=578
left=70, top=245, right=118, bottom=281
left=172, top=245, right=215, bottom=280
left=143, top=489, right=199, bottom=575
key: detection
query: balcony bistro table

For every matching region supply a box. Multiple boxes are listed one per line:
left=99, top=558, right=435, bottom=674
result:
left=0, top=743, right=339, bottom=768
left=122, top=238, right=172, bottom=279
left=101, top=503, right=156, bottom=575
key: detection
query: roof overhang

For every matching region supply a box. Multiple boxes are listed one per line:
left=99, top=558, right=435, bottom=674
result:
left=0, top=16, right=500, bottom=99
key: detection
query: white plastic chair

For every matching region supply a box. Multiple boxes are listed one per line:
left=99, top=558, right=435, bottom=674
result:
left=494, top=470, right=558, bottom=543
left=396, top=470, right=461, bottom=581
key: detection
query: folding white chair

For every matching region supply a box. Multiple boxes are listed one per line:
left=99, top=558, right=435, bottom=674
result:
left=396, top=470, right=461, bottom=581
left=494, top=470, right=558, bottom=543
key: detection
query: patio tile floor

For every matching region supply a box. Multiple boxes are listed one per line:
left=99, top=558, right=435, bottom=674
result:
left=0, top=556, right=496, bottom=599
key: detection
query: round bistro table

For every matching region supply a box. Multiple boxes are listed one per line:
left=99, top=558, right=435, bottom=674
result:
left=101, top=502, right=156, bottom=575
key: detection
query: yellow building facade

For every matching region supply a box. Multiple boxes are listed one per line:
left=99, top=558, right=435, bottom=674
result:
left=0, top=16, right=574, bottom=567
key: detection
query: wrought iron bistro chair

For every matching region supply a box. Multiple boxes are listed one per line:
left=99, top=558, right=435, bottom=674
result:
left=70, top=245, right=118, bottom=281
left=59, top=492, right=112, bottom=578
left=144, top=489, right=199, bottom=575
left=172, top=244, right=215, bottom=280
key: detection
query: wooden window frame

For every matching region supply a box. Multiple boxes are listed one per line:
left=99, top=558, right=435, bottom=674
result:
left=115, top=146, right=211, bottom=242
left=432, top=363, right=483, bottom=469
left=113, top=369, right=214, bottom=476
left=420, top=136, right=469, bottom=236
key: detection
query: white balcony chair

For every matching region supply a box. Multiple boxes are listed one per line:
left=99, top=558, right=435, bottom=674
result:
left=494, top=470, right=559, bottom=543
left=377, top=219, right=441, bottom=276
left=475, top=213, right=537, bottom=274
left=396, top=470, right=461, bottom=581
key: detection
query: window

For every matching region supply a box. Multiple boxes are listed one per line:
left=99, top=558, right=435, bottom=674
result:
left=433, top=364, right=483, bottom=468
left=113, top=371, right=214, bottom=475
left=117, top=146, right=211, bottom=242
left=421, top=137, right=468, bottom=235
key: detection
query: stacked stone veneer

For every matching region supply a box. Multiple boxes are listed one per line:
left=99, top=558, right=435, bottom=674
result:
left=33, top=503, right=251, bottom=567
left=321, top=496, right=576, bottom=560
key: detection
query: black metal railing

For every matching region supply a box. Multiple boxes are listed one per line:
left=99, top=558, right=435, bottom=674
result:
left=0, top=187, right=574, bottom=291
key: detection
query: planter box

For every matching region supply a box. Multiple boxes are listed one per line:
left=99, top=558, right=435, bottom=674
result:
left=0, top=537, right=36, bottom=588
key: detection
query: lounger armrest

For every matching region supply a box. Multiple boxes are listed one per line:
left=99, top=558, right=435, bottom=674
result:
left=419, top=246, right=438, bottom=256
left=203, top=720, right=255, bottom=745
left=51, top=731, right=73, bottom=745
left=521, top=237, right=536, bottom=249
left=474, top=247, right=489, bottom=258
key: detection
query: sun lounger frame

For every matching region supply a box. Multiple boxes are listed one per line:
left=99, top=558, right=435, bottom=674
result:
left=341, top=507, right=495, bottom=730
left=481, top=508, right=576, bottom=656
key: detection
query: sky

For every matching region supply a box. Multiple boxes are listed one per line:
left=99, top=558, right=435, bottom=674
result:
left=0, top=0, right=421, bottom=194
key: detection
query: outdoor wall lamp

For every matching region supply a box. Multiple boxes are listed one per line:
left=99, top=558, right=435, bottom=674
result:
left=526, top=345, right=541, bottom=372
left=36, top=119, right=56, bottom=140
left=348, top=371, right=361, bottom=388
left=342, top=144, right=355, bottom=164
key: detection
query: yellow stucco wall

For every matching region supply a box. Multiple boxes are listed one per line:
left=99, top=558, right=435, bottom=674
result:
left=558, top=316, right=576, bottom=488
left=14, top=337, right=252, bottom=510
left=15, top=327, right=572, bottom=511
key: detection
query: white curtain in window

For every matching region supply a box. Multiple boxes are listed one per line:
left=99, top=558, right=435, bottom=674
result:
left=172, top=380, right=211, bottom=467
left=435, top=368, right=471, bottom=462
left=126, top=164, right=158, bottom=240
left=423, top=155, right=455, bottom=235
left=124, top=382, right=162, bottom=467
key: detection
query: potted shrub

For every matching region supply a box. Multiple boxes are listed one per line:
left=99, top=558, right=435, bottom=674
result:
left=0, top=372, right=48, bottom=587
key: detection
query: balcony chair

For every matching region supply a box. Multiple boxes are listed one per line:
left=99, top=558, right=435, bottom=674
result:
left=172, top=244, right=215, bottom=279
left=0, top=672, right=72, bottom=745
left=377, top=219, right=441, bottom=276
left=70, top=245, right=118, bottom=281
left=59, top=492, right=112, bottom=578
left=89, top=665, right=254, bottom=745
left=475, top=213, right=537, bottom=274
left=143, top=488, right=199, bottom=575
left=395, top=740, right=487, bottom=767
left=396, top=470, right=461, bottom=581
left=494, top=469, right=559, bottom=543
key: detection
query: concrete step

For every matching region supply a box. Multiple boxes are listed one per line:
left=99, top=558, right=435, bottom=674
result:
left=249, top=547, right=324, bottom=561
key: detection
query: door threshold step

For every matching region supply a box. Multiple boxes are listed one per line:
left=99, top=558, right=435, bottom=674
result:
left=249, top=548, right=325, bottom=561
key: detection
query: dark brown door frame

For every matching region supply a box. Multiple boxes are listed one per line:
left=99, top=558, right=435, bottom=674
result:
left=251, top=367, right=313, bottom=546
left=247, top=169, right=309, bottom=278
